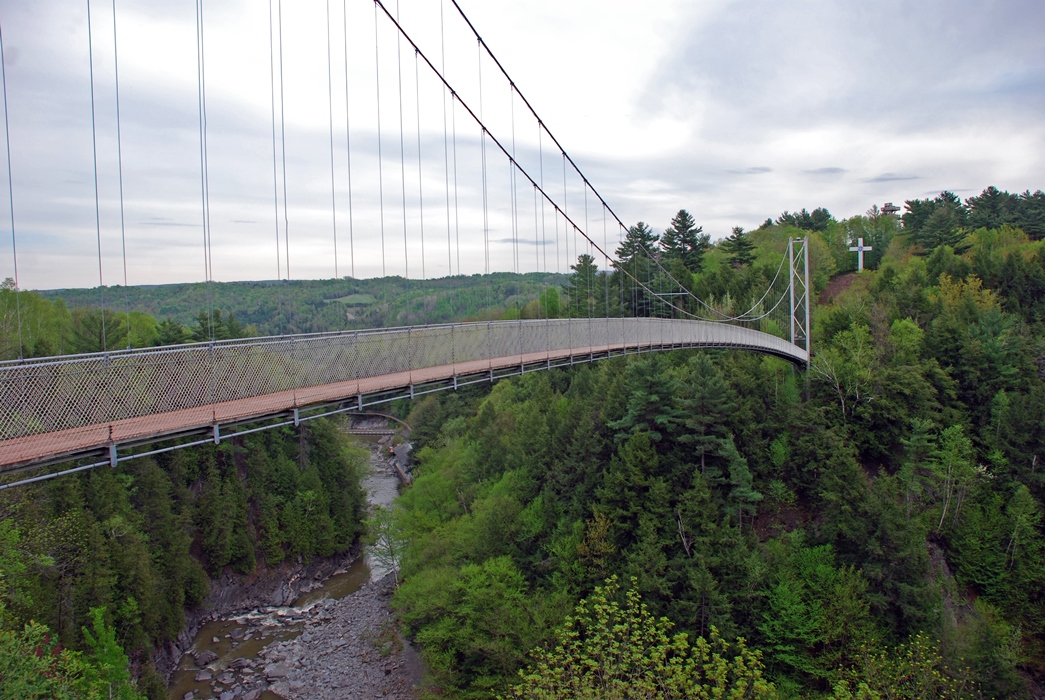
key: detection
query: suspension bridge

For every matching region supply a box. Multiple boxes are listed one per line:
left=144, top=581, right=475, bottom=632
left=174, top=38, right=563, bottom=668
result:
left=0, top=0, right=809, bottom=487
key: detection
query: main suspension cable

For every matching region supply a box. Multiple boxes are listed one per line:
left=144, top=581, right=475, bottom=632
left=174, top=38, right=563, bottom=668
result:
left=445, top=0, right=782, bottom=322
left=373, top=0, right=698, bottom=322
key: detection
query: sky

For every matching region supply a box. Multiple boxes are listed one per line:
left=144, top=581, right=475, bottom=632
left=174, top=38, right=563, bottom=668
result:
left=1, top=0, right=1044, bottom=290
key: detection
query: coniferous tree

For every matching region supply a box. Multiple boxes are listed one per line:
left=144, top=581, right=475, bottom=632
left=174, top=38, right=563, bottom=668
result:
left=775, top=207, right=834, bottom=232
left=719, top=227, right=755, bottom=268
left=903, top=191, right=970, bottom=253
left=660, top=209, right=710, bottom=273
left=70, top=308, right=128, bottom=353
left=615, top=222, right=659, bottom=265
left=562, top=254, right=599, bottom=318
left=607, top=356, right=683, bottom=445
left=1016, top=189, right=1045, bottom=239
left=614, top=222, right=660, bottom=317
left=676, top=355, right=736, bottom=481
left=724, top=436, right=762, bottom=533
left=966, top=186, right=1018, bottom=230
left=155, top=318, right=187, bottom=345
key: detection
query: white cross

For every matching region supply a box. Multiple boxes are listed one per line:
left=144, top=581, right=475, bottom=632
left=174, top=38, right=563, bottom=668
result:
left=849, top=237, right=872, bottom=272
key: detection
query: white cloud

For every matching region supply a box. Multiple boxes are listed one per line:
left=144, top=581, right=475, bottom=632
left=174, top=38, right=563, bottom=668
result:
left=1, top=0, right=1044, bottom=288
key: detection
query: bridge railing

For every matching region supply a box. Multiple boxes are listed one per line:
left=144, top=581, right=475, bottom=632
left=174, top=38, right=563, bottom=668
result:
left=0, top=318, right=805, bottom=444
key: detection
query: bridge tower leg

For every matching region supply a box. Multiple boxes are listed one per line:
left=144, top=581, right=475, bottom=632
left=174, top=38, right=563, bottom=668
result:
left=788, top=237, right=811, bottom=368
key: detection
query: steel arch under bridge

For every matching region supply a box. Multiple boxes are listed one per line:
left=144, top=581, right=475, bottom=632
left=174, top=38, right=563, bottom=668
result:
left=0, top=317, right=807, bottom=481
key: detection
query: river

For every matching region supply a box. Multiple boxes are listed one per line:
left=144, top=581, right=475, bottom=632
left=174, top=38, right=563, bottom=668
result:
left=167, top=427, right=405, bottom=700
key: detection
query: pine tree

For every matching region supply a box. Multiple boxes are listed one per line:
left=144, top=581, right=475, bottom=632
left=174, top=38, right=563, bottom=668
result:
left=660, top=210, right=709, bottom=272
left=70, top=308, right=128, bottom=353
left=616, top=222, right=659, bottom=265
left=724, top=436, right=762, bottom=533
left=155, top=318, right=187, bottom=345
left=607, top=356, right=684, bottom=444
left=562, top=254, right=599, bottom=318
left=719, top=227, right=755, bottom=268
left=677, top=355, right=736, bottom=482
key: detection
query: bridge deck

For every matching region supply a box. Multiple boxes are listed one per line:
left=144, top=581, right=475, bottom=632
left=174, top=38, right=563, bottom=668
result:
left=1, top=319, right=807, bottom=470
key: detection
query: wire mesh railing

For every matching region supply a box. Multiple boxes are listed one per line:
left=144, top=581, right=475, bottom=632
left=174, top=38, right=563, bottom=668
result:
left=1, top=318, right=806, bottom=451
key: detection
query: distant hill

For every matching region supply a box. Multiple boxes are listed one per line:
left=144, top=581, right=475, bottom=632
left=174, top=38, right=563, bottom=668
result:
left=40, top=272, right=567, bottom=337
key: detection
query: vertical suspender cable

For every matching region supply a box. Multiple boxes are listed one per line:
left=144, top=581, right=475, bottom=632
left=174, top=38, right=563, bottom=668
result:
left=603, top=203, right=609, bottom=319
left=532, top=183, right=539, bottom=302
left=509, top=84, right=517, bottom=281
left=619, top=223, right=625, bottom=345
left=478, top=40, right=489, bottom=310
left=87, top=0, right=108, bottom=351
left=0, top=22, right=21, bottom=360
left=562, top=154, right=569, bottom=323
left=277, top=0, right=290, bottom=281
left=395, top=0, right=408, bottom=281
left=509, top=84, right=520, bottom=325
left=439, top=0, right=455, bottom=319
left=342, top=0, right=355, bottom=279
left=325, top=0, right=338, bottom=278
left=451, top=94, right=459, bottom=278
left=195, top=0, right=214, bottom=339
left=414, top=51, right=426, bottom=311
left=538, top=126, right=546, bottom=278
left=373, top=2, right=385, bottom=276
left=268, top=0, right=284, bottom=334
left=552, top=159, right=559, bottom=278
left=439, top=0, right=451, bottom=285
left=111, top=0, right=130, bottom=348
left=584, top=187, right=590, bottom=318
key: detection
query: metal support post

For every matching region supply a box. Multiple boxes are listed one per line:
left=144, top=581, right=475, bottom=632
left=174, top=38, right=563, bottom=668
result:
left=788, top=238, right=796, bottom=346
left=803, top=236, right=811, bottom=367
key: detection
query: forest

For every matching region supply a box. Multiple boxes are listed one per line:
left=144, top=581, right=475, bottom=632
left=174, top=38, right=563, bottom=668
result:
left=388, top=186, right=1045, bottom=698
left=0, top=271, right=565, bottom=359
left=0, top=184, right=1043, bottom=698
left=0, top=421, right=368, bottom=697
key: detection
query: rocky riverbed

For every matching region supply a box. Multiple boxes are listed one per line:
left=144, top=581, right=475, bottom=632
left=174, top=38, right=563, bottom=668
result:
left=175, top=573, right=421, bottom=700
left=260, top=574, right=422, bottom=699
left=169, top=421, right=424, bottom=699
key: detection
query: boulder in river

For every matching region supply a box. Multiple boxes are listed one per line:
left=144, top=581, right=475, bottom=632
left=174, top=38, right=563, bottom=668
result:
left=265, top=662, right=291, bottom=679
left=195, top=650, right=218, bottom=667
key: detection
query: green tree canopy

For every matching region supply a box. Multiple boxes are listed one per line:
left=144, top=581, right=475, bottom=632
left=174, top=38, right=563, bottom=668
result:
left=776, top=207, right=834, bottom=232
left=503, top=577, right=774, bottom=700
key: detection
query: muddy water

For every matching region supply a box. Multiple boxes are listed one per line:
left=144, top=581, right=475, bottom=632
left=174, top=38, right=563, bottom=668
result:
left=360, top=436, right=402, bottom=581
left=167, top=430, right=403, bottom=700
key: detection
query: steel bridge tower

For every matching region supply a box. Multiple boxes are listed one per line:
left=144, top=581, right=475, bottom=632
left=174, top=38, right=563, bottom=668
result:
left=788, top=237, right=811, bottom=368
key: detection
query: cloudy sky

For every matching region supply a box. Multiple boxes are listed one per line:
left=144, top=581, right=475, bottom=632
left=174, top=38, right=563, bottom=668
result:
left=1, top=0, right=1043, bottom=290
